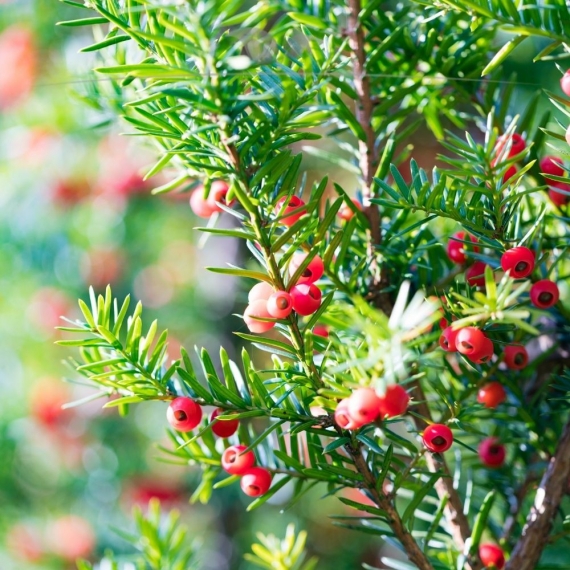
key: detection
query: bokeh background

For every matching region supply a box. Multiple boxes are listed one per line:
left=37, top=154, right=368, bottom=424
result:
left=0, top=1, right=566, bottom=569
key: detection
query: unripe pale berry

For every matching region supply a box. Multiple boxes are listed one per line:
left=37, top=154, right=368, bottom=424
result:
left=221, top=444, right=255, bottom=475
left=456, top=327, right=487, bottom=356
left=347, top=388, right=382, bottom=426
left=423, top=424, right=453, bottom=453
left=540, top=155, right=565, bottom=178
left=167, top=397, right=202, bottom=432
left=338, top=198, right=363, bottom=221
left=267, top=291, right=293, bottom=319
left=496, top=133, right=525, bottom=158
left=210, top=408, right=239, bottom=438
left=240, top=467, right=272, bottom=497
left=501, top=246, right=535, bottom=279
left=244, top=300, right=275, bottom=333
left=334, top=399, right=359, bottom=430
left=447, top=232, right=479, bottom=264
left=468, top=336, right=494, bottom=365
left=248, top=281, right=274, bottom=303
left=439, top=326, right=459, bottom=352
left=466, top=261, right=488, bottom=287
left=504, top=345, right=528, bottom=370
left=479, top=437, right=506, bottom=468
left=479, top=543, right=505, bottom=569
left=288, top=252, right=324, bottom=284
left=530, top=279, right=560, bottom=309
left=477, top=382, right=506, bottom=408
left=274, top=195, right=307, bottom=226
left=549, top=184, right=570, bottom=206
left=206, top=180, right=235, bottom=210
left=189, top=186, right=217, bottom=218
left=378, top=385, right=409, bottom=418
left=561, top=70, right=570, bottom=97
left=290, top=283, right=322, bottom=315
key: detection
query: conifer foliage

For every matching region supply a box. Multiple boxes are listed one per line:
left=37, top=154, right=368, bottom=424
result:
left=59, top=1, right=570, bottom=568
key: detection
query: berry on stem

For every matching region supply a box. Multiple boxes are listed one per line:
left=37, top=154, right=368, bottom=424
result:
left=477, top=382, right=506, bottom=408
left=504, top=345, right=528, bottom=370
left=439, top=326, right=459, bottom=352
left=290, top=283, right=322, bottom=315
left=167, top=397, right=202, bottom=432
left=530, top=279, right=560, bottom=309
left=267, top=291, right=293, bottom=319
left=479, top=543, right=505, bottom=569
left=221, top=445, right=255, bottom=475
left=240, top=467, right=272, bottom=497
left=466, top=261, right=488, bottom=287
left=347, top=388, right=382, bottom=426
left=244, top=300, right=275, bottom=333
left=248, top=282, right=274, bottom=303
left=313, top=325, right=329, bottom=338
left=378, top=385, right=410, bottom=418
left=496, top=133, right=525, bottom=158
left=274, top=195, right=306, bottom=226
left=288, top=252, right=324, bottom=284
left=561, top=70, right=570, bottom=97
left=210, top=408, right=239, bottom=438
left=479, top=437, right=506, bottom=468
left=334, top=399, right=358, bottom=430
left=456, top=327, right=487, bottom=356
left=501, top=246, right=535, bottom=279
left=549, top=183, right=570, bottom=207
left=338, top=198, right=362, bottom=221
left=423, top=424, right=453, bottom=453
left=189, top=186, right=217, bottom=218
left=206, top=180, right=234, bottom=209
left=447, top=232, right=479, bottom=264
left=468, top=336, right=494, bottom=365
left=540, top=155, right=565, bottom=178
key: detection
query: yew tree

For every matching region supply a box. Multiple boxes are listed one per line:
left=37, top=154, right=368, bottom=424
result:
left=58, top=0, right=570, bottom=568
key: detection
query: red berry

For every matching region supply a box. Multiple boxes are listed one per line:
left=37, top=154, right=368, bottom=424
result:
left=334, top=399, right=358, bottom=430
left=540, top=156, right=565, bottom=178
left=468, top=336, right=494, bottom=365
left=477, top=382, right=506, bottom=409
left=479, top=437, right=506, bottom=468
left=248, top=282, right=274, bottom=303
left=456, top=327, right=487, bottom=356
left=266, top=291, right=293, bottom=319
left=167, top=397, right=202, bottom=432
left=504, top=345, right=528, bottom=370
left=447, top=232, right=480, bottom=264
left=313, top=325, right=329, bottom=338
left=240, top=467, right=272, bottom=497
left=189, top=186, right=217, bottom=218
left=378, top=385, right=409, bottom=418
left=244, top=300, right=275, bottom=333
left=288, top=252, right=324, bottom=284
left=347, top=388, right=382, bottom=426
left=561, top=70, right=570, bottom=97
left=549, top=183, right=570, bottom=206
left=479, top=543, right=505, bottom=569
left=501, top=246, right=535, bottom=279
left=439, top=326, right=459, bottom=352
left=221, top=444, right=255, bottom=475
left=290, top=283, right=322, bottom=315
left=206, top=180, right=234, bottom=210
left=496, top=133, right=525, bottom=158
left=338, top=198, right=363, bottom=221
left=530, top=279, right=559, bottom=309
left=275, top=195, right=307, bottom=227
left=423, top=424, right=453, bottom=453
left=502, top=164, right=517, bottom=183
left=210, top=408, right=239, bottom=438
left=466, top=261, right=488, bottom=287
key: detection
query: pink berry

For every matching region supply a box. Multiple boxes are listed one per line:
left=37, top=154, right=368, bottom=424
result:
left=167, top=397, right=202, bottom=432
left=288, top=252, right=324, bottom=284
left=479, top=544, right=505, bottom=569
left=334, top=399, right=359, bottom=430
left=561, top=70, right=570, bottom=97
left=540, top=156, right=565, bottom=178
left=504, top=345, right=528, bottom=370
left=244, top=300, right=275, bottom=333
left=338, top=198, right=363, bottom=221
left=468, top=336, right=494, bottom=365
left=347, top=388, right=382, bottom=426
left=479, top=437, right=506, bottom=468
left=423, top=424, right=453, bottom=453
left=207, top=180, right=234, bottom=210
left=189, top=186, right=217, bottom=218
left=248, top=282, right=274, bottom=303
left=439, top=326, right=459, bottom=352
left=221, top=444, right=255, bottom=475
left=266, top=291, right=293, bottom=319
left=477, top=382, right=506, bottom=409
left=501, top=246, right=535, bottom=279
left=456, top=327, right=487, bottom=356
left=290, top=283, right=322, bottom=316
left=210, top=408, right=239, bottom=438
left=378, top=385, right=409, bottom=418
left=313, top=325, right=329, bottom=338
left=466, top=261, right=488, bottom=287
left=447, top=232, right=479, bottom=264
left=530, top=279, right=560, bottom=309
left=240, top=467, right=272, bottom=497
left=274, top=195, right=307, bottom=227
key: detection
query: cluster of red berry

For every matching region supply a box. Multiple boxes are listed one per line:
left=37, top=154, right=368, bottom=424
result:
left=166, top=397, right=273, bottom=498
